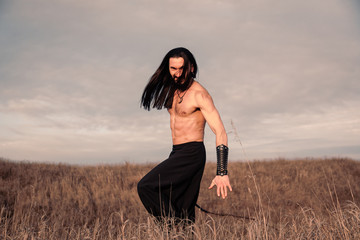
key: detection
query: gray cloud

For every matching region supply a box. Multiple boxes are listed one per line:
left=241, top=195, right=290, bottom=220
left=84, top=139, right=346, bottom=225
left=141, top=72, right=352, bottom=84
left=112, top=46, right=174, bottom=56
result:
left=1, top=0, right=359, bottom=164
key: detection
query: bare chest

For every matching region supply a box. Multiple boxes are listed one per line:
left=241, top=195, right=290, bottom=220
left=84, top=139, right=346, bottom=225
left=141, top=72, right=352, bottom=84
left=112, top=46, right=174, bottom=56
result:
left=170, top=93, right=200, bottom=117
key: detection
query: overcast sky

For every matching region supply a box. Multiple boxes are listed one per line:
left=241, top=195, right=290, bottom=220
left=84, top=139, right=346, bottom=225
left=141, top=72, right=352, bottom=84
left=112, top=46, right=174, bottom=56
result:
left=1, top=0, right=359, bottom=165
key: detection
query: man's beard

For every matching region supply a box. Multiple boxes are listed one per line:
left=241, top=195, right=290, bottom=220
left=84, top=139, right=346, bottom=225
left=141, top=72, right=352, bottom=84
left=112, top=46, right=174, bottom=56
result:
left=172, top=75, right=187, bottom=91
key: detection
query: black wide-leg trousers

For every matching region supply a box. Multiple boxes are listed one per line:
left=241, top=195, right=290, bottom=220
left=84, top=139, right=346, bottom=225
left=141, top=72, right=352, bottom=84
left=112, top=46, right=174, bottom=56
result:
left=137, top=141, right=206, bottom=222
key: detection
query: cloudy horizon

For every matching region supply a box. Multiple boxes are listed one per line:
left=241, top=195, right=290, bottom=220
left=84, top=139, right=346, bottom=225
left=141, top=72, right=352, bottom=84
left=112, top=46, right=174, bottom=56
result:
left=1, top=0, right=359, bottom=165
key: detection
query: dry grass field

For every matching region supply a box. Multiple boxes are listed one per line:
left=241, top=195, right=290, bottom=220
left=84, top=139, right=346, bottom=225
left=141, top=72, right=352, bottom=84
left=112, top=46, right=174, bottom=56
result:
left=1, top=157, right=360, bottom=239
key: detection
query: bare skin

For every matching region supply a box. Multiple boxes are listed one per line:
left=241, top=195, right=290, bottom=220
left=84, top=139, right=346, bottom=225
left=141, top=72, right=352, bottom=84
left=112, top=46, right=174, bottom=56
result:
left=168, top=57, right=232, bottom=199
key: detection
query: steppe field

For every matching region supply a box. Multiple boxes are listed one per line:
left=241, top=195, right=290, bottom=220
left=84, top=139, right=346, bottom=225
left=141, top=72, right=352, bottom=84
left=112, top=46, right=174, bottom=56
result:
left=1, top=157, right=360, bottom=239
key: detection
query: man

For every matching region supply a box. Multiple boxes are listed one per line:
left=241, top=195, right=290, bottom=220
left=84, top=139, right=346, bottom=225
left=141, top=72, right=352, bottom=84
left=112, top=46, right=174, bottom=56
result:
left=137, top=47, right=232, bottom=223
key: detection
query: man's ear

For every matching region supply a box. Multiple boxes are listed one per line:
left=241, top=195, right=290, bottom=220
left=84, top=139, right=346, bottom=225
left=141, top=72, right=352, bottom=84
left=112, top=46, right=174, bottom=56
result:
left=191, top=65, right=195, bottom=78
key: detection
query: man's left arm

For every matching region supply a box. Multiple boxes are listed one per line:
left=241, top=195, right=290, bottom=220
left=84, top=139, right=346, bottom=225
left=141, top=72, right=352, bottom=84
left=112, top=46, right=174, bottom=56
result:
left=195, top=90, right=232, bottom=199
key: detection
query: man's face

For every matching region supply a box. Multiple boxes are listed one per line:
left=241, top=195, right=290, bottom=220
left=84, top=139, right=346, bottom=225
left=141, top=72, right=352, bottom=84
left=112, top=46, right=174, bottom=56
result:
left=169, top=57, right=184, bottom=83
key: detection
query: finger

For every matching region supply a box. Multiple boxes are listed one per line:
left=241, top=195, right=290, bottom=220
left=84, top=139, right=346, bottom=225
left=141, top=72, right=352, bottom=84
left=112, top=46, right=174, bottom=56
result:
left=209, top=180, right=216, bottom=189
left=217, top=186, right=220, bottom=197
left=228, top=184, right=233, bottom=192
left=221, top=186, right=225, bottom=199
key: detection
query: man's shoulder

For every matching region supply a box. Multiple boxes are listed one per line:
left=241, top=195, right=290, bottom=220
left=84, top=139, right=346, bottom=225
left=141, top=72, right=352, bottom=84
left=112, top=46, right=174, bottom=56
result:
left=190, top=81, right=212, bottom=106
left=191, top=81, right=209, bottom=94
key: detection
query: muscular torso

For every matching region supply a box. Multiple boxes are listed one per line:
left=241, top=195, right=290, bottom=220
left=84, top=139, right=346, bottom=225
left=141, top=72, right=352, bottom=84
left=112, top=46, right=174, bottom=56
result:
left=168, top=81, right=206, bottom=145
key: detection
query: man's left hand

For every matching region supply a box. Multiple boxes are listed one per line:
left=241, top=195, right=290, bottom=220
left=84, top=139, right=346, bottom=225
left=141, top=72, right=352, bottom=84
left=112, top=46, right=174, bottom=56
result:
left=208, top=175, right=232, bottom=199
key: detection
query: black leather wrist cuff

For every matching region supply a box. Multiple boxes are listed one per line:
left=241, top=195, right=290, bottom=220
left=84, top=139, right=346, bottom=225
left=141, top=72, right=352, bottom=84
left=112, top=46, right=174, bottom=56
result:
left=216, top=144, right=228, bottom=176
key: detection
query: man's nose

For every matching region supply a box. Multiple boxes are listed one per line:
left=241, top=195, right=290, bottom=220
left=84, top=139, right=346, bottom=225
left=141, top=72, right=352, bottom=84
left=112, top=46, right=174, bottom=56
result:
left=175, top=70, right=181, bottom=77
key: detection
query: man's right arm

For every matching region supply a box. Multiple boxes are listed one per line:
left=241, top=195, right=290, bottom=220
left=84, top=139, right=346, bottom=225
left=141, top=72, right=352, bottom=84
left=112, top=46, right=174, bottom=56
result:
left=195, top=88, right=232, bottom=199
left=195, top=90, right=227, bottom=146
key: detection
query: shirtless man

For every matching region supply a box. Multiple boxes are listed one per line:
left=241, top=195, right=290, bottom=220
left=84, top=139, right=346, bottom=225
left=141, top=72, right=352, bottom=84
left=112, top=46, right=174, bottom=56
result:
left=137, top=47, right=232, bottom=223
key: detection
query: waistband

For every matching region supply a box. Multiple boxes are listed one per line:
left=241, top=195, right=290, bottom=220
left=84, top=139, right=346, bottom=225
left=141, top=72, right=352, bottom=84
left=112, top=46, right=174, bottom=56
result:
left=172, top=141, right=204, bottom=151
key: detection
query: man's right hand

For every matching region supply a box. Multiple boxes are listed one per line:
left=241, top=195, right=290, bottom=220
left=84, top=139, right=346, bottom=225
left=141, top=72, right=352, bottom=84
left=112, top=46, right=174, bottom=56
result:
left=208, top=175, right=232, bottom=199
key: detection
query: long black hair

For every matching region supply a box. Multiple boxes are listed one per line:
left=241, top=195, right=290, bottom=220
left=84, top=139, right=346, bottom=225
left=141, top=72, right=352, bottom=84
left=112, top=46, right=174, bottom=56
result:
left=141, top=47, right=198, bottom=110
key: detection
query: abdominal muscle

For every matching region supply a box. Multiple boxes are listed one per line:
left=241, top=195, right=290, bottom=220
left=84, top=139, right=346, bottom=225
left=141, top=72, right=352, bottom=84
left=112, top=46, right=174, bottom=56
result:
left=170, top=110, right=206, bottom=145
